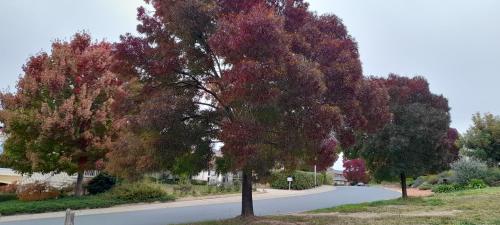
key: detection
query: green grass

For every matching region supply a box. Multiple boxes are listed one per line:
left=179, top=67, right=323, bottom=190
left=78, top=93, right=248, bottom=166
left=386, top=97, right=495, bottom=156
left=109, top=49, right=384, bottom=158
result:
left=0, top=182, right=242, bottom=216
left=0, top=182, right=176, bottom=216
left=311, top=197, right=444, bottom=213
left=0, top=194, right=175, bottom=216
left=186, top=187, right=500, bottom=225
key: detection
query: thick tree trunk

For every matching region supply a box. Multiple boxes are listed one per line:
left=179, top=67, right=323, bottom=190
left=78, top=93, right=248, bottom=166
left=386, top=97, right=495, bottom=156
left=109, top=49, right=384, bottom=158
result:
left=241, top=170, right=254, bottom=217
left=75, top=170, right=85, bottom=197
left=400, top=172, right=408, bottom=199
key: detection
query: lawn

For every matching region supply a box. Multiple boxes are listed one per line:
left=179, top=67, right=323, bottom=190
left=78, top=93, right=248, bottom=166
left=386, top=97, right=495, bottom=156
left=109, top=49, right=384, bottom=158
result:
left=0, top=195, right=174, bottom=216
left=0, top=182, right=239, bottom=216
left=189, top=187, right=500, bottom=225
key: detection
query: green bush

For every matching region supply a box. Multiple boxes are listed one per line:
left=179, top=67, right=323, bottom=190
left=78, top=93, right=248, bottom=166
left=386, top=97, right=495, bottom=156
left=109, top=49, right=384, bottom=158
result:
left=437, top=170, right=456, bottom=184
left=425, top=175, right=439, bottom=185
left=432, top=184, right=456, bottom=193
left=191, top=180, right=208, bottom=185
left=406, top=177, right=415, bottom=187
left=467, top=179, right=487, bottom=189
left=0, top=193, right=17, bottom=202
left=173, top=176, right=193, bottom=195
left=411, top=176, right=425, bottom=188
left=107, top=182, right=174, bottom=202
left=484, top=167, right=500, bottom=186
left=451, top=157, right=488, bottom=185
left=418, top=183, right=433, bottom=190
left=87, top=173, right=116, bottom=195
left=270, top=171, right=326, bottom=190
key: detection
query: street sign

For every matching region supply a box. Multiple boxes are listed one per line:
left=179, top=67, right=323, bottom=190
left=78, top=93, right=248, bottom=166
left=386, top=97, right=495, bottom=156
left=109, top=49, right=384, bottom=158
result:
left=287, top=177, right=293, bottom=182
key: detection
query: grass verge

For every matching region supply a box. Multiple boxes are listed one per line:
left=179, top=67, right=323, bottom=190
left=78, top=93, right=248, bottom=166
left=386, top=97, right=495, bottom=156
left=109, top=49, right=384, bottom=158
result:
left=186, top=187, right=500, bottom=225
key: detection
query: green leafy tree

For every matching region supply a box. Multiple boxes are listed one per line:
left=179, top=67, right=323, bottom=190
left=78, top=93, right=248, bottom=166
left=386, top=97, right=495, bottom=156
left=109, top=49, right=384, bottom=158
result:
left=357, top=74, right=455, bottom=198
left=0, top=33, right=122, bottom=196
left=459, top=113, right=500, bottom=166
left=114, top=0, right=390, bottom=216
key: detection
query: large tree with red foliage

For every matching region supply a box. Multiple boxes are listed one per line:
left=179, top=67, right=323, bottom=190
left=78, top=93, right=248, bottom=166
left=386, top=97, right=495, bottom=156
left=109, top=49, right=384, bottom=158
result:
left=115, top=0, right=390, bottom=216
left=0, top=33, right=123, bottom=196
left=358, top=74, right=456, bottom=198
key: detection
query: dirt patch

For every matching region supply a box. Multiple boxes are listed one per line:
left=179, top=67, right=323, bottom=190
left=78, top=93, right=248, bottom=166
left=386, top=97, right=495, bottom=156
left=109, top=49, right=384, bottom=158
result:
left=383, top=185, right=433, bottom=197
left=250, top=219, right=309, bottom=225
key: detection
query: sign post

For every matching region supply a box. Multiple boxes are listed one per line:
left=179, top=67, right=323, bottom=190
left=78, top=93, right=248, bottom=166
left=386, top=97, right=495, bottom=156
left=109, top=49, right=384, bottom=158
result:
left=314, top=165, right=317, bottom=186
left=287, top=176, right=293, bottom=190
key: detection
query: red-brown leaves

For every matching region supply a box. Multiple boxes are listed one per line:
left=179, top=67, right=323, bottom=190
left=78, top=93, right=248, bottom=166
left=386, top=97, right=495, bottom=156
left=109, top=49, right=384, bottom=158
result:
left=0, top=32, right=122, bottom=174
left=210, top=3, right=289, bottom=63
left=343, top=158, right=369, bottom=184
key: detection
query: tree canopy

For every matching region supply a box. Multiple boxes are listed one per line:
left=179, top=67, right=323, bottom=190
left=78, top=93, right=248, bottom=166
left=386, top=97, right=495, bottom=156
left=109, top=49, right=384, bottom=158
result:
left=459, top=113, right=500, bottom=166
left=355, top=74, right=457, bottom=198
left=110, top=0, right=390, bottom=216
left=0, top=33, right=123, bottom=196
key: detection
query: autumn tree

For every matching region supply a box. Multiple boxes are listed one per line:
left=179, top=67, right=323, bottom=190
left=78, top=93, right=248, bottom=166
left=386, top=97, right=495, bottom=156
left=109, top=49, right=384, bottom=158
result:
left=357, top=74, right=454, bottom=198
left=115, top=0, right=390, bottom=216
left=0, top=33, right=122, bottom=196
left=343, top=158, right=369, bottom=184
left=459, top=113, right=500, bottom=166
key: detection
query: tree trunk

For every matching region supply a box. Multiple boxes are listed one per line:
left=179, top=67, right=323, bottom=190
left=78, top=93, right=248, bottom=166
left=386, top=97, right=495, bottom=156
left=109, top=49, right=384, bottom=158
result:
left=241, top=170, right=254, bottom=217
left=400, top=172, right=408, bottom=199
left=75, top=170, right=85, bottom=197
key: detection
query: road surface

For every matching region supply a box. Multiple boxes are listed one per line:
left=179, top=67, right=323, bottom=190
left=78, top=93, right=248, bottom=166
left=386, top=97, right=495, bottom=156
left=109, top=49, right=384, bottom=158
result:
left=0, top=186, right=400, bottom=225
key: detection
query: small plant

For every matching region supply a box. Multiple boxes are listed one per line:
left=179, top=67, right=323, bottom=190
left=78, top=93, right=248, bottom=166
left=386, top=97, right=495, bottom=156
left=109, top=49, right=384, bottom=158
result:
left=411, top=176, right=425, bottom=188
left=17, top=182, right=60, bottom=201
left=432, top=184, right=455, bottom=193
left=174, top=176, right=192, bottom=195
left=484, top=167, right=500, bottom=186
left=467, top=179, right=487, bottom=189
left=87, top=173, right=116, bottom=195
left=418, top=183, right=433, bottom=190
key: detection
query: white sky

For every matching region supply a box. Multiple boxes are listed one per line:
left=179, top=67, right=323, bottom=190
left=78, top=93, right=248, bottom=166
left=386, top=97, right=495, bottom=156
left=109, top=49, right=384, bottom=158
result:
left=2, top=0, right=500, bottom=170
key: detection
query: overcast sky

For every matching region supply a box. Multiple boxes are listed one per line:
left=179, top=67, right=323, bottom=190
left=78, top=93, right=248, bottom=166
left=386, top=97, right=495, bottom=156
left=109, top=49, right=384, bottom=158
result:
left=1, top=0, right=499, bottom=135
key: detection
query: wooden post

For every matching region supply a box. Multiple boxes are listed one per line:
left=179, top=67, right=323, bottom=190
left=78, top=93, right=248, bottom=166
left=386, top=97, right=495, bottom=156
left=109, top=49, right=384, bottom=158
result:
left=64, top=209, right=75, bottom=225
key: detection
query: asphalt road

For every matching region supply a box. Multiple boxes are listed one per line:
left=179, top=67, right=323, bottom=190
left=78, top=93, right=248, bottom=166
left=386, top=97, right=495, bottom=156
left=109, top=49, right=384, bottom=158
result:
left=0, top=186, right=400, bottom=225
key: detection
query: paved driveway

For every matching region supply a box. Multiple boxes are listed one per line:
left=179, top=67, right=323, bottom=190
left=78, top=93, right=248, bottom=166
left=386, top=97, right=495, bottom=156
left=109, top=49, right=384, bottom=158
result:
left=0, top=186, right=400, bottom=225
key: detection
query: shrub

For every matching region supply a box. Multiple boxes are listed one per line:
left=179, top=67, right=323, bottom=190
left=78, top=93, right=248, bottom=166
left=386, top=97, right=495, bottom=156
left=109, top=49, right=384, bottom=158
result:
left=406, top=177, right=415, bottom=187
left=0, top=193, right=17, bottom=202
left=411, top=176, right=425, bottom=188
left=484, top=167, right=500, bottom=186
left=173, top=176, right=192, bottom=195
left=323, top=172, right=334, bottom=185
left=418, top=183, right=433, bottom=190
left=0, top=181, right=18, bottom=193
left=108, top=182, right=174, bottom=202
left=437, top=170, right=456, bottom=184
left=87, top=173, right=116, bottom=195
left=425, top=175, right=440, bottom=185
left=191, top=180, right=208, bottom=185
left=17, top=182, right=60, bottom=201
left=451, top=157, right=488, bottom=185
left=270, top=171, right=326, bottom=190
left=467, top=179, right=487, bottom=189
left=432, top=184, right=456, bottom=193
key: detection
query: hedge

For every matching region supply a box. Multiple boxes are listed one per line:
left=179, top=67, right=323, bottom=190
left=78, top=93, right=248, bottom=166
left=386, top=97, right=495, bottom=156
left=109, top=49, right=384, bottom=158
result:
left=0, top=182, right=175, bottom=216
left=270, top=171, right=330, bottom=190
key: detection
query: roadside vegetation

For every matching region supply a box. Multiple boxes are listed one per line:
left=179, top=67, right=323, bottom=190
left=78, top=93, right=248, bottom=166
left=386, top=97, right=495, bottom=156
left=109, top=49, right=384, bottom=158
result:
left=0, top=174, right=243, bottom=216
left=189, top=187, right=500, bottom=225
left=0, top=181, right=174, bottom=216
